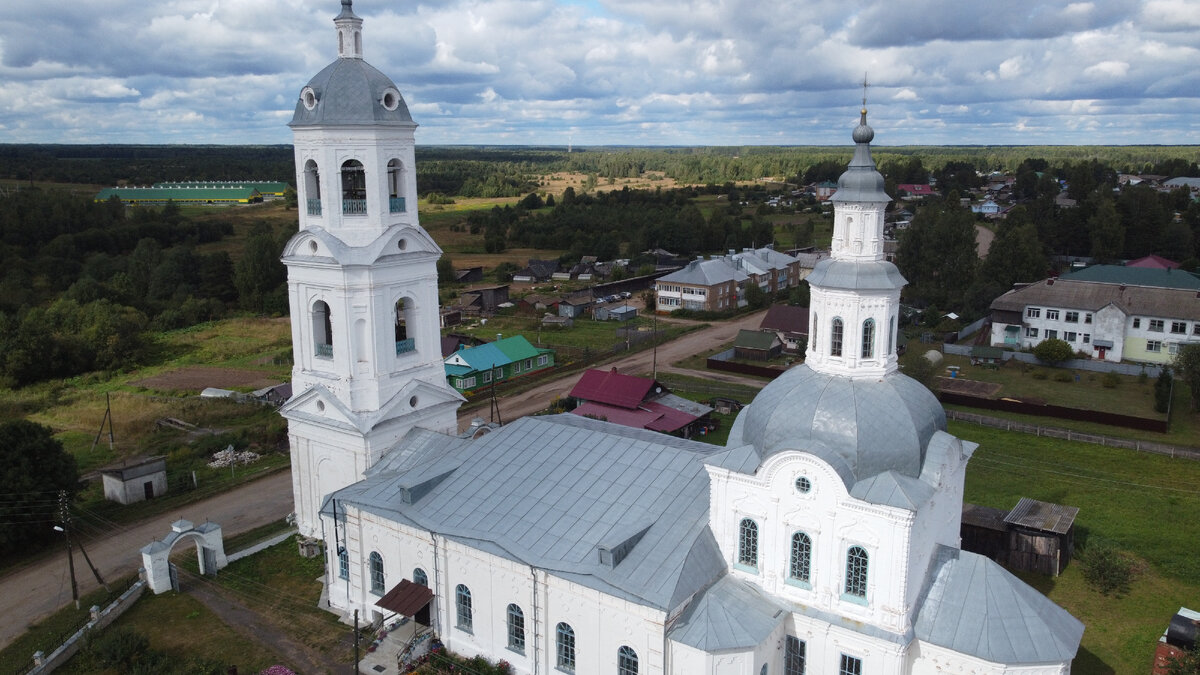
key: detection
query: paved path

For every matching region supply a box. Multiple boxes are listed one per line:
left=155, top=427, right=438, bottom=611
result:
left=0, top=470, right=294, bottom=650
left=976, top=224, right=995, bottom=258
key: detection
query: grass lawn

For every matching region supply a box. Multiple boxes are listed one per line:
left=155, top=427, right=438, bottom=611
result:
left=954, top=420, right=1200, bottom=673
left=451, top=313, right=693, bottom=353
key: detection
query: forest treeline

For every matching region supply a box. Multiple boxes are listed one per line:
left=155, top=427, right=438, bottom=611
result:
left=0, top=190, right=288, bottom=386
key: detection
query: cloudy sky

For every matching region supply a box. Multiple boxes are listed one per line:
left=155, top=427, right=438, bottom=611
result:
left=1, top=0, right=1198, bottom=146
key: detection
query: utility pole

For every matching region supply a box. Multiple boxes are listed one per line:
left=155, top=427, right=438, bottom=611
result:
left=90, top=392, right=115, bottom=453
left=56, top=491, right=79, bottom=609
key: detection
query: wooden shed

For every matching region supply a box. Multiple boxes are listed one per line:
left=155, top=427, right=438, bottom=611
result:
left=960, top=503, right=1010, bottom=562
left=1004, top=498, right=1079, bottom=576
left=100, top=456, right=168, bottom=505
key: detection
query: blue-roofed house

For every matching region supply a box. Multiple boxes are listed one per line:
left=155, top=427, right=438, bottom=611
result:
left=443, top=335, right=554, bottom=393
left=284, top=8, right=1083, bottom=674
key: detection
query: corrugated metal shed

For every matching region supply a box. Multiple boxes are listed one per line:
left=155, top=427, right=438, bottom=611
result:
left=1005, top=498, right=1079, bottom=535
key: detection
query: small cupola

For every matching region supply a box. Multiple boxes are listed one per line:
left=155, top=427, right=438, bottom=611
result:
left=335, top=0, right=364, bottom=59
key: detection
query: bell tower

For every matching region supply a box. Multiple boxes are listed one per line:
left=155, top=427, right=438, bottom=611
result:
left=281, top=0, right=464, bottom=537
left=803, top=103, right=905, bottom=379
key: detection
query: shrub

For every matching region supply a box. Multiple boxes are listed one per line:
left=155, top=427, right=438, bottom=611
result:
left=89, top=627, right=150, bottom=669
left=1155, top=369, right=1174, bottom=413
left=1053, top=370, right=1074, bottom=383
left=1079, top=537, right=1134, bottom=596
left=1102, top=372, right=1120, bottom=388
left=1032, top=338, right=1074, bottom=365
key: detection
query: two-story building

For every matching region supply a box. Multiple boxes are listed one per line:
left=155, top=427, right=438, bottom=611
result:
left=654, top=259, right=747, bottom=312
left=988, top=266, right=1200, bottom=363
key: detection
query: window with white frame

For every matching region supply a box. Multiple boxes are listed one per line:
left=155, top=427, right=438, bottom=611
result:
left=844, top=546, right=868, bottom=599
left=1027, top=307, right=1041, bottom=318
left=785, top=636, right=806, bottom=675
left=1083, top=334, right=1091, bottom=344
left=861, top=318, right=875, bottom=359
left=1147, top=340, right=1162, bottom=353
left=338, top=547, right=348, bottom=579
left=617, top=646, right=638, bottom=675
left=556, top=622, right=576, bottom=671
left=1085, top=313, right=1093, bottom=324
left=1026, top=327, right=1039, bottom=338
left=459, top=377, right=476, bottom=389
left=1064, top=332, right=1077, bottom=342
left=1171, top=321, right=1187, bottom=334
left=1133, top=318, right=1141, bottom=329
left=413, top=568, right=427, bottom=586
left=1169, top=343, right=1180, bottom=355
left=738, top=518, right=759, bottom=570
left=839, top=654, right=863, bottom=675
left=1150, top=319, right=1165, bottom=332
left=1194, top=324, right=1200, bottom=336
left=789, top=532, right=812, bottom=584
left=369, top=552, right=385, bottom=595
left=1046, top=309, right=1060, bottom=320
left=455, top=584, right=473, bottom=631
left=1045, top=329, right=1058, bottom=340
left=1065, top=311, right=1079, bottom=323
left=506, top=604, right=525, bottom=653
left=482, top=371, right=492, bottom=383
left=538, top=355, right=549, bottom=366
left=830, top=318, right=844, bottom=357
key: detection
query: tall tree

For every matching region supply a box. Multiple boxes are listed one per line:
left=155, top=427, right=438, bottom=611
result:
left=967, top=211, right=1046, bottom=313
left=0, top=420, right=80, bottom=549
left=1088, top=196, right=1125, bottom=263
left=895, top=198, right=979, bottom=310
left=1175, top=344, right=1200, bottom=412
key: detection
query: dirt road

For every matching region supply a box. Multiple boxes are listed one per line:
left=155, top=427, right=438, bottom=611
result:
left=0, top=470, right=294, bottom=650
left=457, top=309, right=770, bottom=427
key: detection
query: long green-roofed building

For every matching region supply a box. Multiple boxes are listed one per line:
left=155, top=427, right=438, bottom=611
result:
left=95, top=185, right=263, bottom=204
left=154, top=181, right=290, bottom=197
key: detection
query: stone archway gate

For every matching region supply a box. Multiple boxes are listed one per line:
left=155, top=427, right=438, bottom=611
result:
left=140, top=519, right=228, bottom=594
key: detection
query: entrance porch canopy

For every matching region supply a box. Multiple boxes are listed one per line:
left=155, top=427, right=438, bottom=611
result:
left=376, top=579, right=434, bottom=617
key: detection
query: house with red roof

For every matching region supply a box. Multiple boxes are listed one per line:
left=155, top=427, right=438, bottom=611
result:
left=568, top=368, right=714, bottom=438
left=1127, top=254, right=1181, bottom=270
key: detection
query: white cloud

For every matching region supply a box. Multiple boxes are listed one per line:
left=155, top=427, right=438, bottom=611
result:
left=1084, top=60, right=1130, bottom=78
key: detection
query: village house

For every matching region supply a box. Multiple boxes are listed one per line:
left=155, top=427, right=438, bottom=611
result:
left=442, top=335, right=555, bottom=393
left=568, top=368, right=714, bottom=438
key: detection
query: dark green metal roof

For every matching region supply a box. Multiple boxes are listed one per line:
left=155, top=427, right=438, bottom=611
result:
left=1060, top=264, right=1200, bottom=291
left=95, top=186, right=261, bottom=202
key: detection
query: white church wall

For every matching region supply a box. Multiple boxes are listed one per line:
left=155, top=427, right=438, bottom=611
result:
left=796, top=613, right=909, bottom=675
left=901, top=436, right=968, bottom=615
left=710, top=451, right=922, bottom=636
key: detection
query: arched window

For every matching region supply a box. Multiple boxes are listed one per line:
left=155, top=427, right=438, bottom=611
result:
left=304, top=159, right=321, bottom=216
left=455, top=584, right=473, bottom=631
left=395, top=297, right=415, bottom=355
left=861, top=318, right=875, bottom=359
left=618, top=646, right=638, bottom=675
left=313, top=301, right=333, bottom=358
left=889, top=316, right=896, bottom=355
left=760, top=665, right=768, bottom=675
left=737, top=518, right=758, bottom=570
left=789, top=532, right=811, bottom=584
left=412, top=568, right=427, bottom=586
left=368, top=552, right=384, bottom=595
left=556, top=622, right=576, bottom=671
left=844, top=546, right=869, bottom=599
left=811, top=313, right=818, bottom=352
left=830, top=317, right=844, bottom=357
left=507, top=604, right=525, bottom=653
left=340, top=159, right=366, bottom=214
left=387, top=159, right=406, bottom=213
left=337, top=547, right=348, bottom=580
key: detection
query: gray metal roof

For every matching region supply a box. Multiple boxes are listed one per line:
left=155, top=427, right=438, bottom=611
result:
left=668, top=576, right=785, bottom=651
left=290, top=58, right=414, bottom=127
left=914, top=546, right=1084, bottom=664
left=658, top=259, right=748, bottom=286
left=830, top=110, right=891, bottom=205
left=726, top=365, right=946, bottom=491
left=324, top=414, right=727, bottom=611
left=805, top=258, right=906, bottom=292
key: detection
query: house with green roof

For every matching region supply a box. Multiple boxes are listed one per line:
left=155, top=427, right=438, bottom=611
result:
left=443, top=335, right=555, bottom=393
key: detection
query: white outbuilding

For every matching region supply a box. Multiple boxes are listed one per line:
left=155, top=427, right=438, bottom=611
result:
left=100, top=455, right=167, bottom=505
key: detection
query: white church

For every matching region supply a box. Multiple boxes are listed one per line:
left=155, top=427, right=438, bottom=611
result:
left=282, top=3, right=1085, bottom=673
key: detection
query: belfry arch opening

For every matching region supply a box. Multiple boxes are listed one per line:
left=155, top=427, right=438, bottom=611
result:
left=304, top=159, right=321, bottom=216
left=341, top=159, right=366, bottom=215
left=395, top=297, right=415, bottom=355
left=387, top=159, right=406, bottom=213
left=313, top=300, right=333, bottom=358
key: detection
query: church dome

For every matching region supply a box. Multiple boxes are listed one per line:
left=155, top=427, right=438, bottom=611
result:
left=729, top=364, right=945, bottom=484
left=290, top=59, right=413, bottom=127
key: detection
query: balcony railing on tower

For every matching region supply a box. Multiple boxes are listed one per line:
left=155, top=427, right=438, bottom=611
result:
left=395, top=338, right=415, bottom=355
left=315, top=343, right=333, bottom=358
left=307, top=199, right=322, bottom=216
left=389, top=197, right=406, bottom=213
left=343, top=199, right=367, bottom=215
